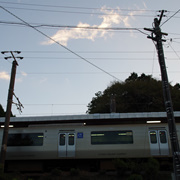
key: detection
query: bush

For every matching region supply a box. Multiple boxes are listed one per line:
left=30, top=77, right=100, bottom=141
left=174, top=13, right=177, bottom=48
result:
left=144, top=158, right=160, bottom=180
left=113, top=159, right=129, bottom=176
left=70, top=168, right=80, bottom=176
left=51, top=168, right=62, bottom=176
left=128, top=174, right=143, bottom=180
left=127, top=160, right=144, bottom=174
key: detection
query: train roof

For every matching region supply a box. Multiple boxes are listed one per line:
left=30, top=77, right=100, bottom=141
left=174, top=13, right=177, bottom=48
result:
left=1, top=111, right=180, bottom=127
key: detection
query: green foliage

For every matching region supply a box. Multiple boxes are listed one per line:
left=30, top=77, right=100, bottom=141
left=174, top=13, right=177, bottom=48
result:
left=128, top=174, right=143, bottom=180
left=144, top=158, right=160, bottom=180
left=113, top=158, right=160, bottom=179
left=70, top=168, right=80, bottom=176
left=51, top=168, right=62, bottom=176
left=113, top=159, right=128, bottom=176
left=0, top=104, right=6, bottom=117
left=87, top=72, right=180, bottom=113
left=0, top=104, right=15, bottom=117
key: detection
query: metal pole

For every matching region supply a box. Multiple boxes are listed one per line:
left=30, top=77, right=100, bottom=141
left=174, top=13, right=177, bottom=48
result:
left=0, top=52, right=18, bottom=171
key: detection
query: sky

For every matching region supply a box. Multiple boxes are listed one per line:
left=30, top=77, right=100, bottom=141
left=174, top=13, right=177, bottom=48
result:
left=0, top=0, right=180, bottom=117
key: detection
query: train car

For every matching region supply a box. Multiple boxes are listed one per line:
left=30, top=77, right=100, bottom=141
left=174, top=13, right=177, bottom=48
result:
left=0, top=112, right=180, bottom=171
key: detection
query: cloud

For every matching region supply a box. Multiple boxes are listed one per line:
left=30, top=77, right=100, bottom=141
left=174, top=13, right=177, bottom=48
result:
left=15, top=72, right=27, bottom=83
left=0, top=71, right=27, bottom=82
left=40, top=77, right=48, bottom=84
left=42, top=6, right=144, bottom=46
left=0, top=71, right=10, bottom=80
left=21, top=71, right=27, bottom=77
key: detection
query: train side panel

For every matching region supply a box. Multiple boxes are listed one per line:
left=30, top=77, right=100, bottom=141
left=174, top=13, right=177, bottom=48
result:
left=0, top=123, right=178, bottom=161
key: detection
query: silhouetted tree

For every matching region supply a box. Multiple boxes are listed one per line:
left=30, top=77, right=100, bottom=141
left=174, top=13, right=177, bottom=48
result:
left=87, top=72, right=180, bottom=113
left=0, top=104, right=5, bottom=117
left=0, top=104, right=14, bottom=117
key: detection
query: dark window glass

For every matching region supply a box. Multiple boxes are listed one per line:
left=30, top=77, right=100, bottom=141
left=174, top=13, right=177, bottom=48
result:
left=159, top=131, right=167, bottom=143
left=150, top=131, right=157, bottom=144
left=91, top=131, right=133, bottom=145
left=68, top=134, right=75, bottom=145
left=7, top=133, right=43, bottom=146
left=60, top=134, right=66, bottom=146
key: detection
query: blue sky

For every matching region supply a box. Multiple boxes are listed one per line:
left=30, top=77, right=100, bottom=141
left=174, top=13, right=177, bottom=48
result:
left=0, top=0, right=180, bottom=116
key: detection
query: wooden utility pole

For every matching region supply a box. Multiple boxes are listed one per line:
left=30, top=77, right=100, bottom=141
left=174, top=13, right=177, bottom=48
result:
left=0, top=51, right=22, bottom=171
left=145, top=10, right=180, bottom=179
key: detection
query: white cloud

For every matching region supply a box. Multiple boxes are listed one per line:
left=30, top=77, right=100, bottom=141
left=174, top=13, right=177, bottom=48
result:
left=0, top=71, right=10, bottom=80
left=21, top=71, right=27, bottom=77
left=40, top=78, right=48, bottom=84
left=0, top=71, right=28, bottom=82
left=42, top=6, right=145, bottom=46
left=16, top=71, right=28, bottom=83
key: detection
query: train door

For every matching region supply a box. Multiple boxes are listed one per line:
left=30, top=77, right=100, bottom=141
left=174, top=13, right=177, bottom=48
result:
left=58, top=132, right=76, bottom=158
left=149, top=129, right=169, bottom=156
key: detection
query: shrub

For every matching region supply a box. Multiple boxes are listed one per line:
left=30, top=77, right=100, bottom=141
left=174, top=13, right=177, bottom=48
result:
left=51, top=168, right=62, bottom=176
left=144, top=158, right=160, bottom=180
left=70, top=168, right=80, bottom=176
left=113, top=159, right=128, bottom=176
left=128, top=174, right=143, bottom=180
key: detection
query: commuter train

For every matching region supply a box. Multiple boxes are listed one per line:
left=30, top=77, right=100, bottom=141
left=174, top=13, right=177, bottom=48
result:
left=0, top=112, right=180, bottom=171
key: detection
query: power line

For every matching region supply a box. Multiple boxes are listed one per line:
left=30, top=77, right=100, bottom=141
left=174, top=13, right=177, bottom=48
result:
left=1, top=6, right=157, bottom=17
left=0, top=1, right=158, bottom=12
left=0, top=21, right=148, bottom=36
left=0, top=20, right=143, bottom=30
left=0, top=21, right=148, bottom=37
left=1, top=21, right=180, bottom=36
left=1, top=57, right=180, bottom=61
left=161, top=9, right=180, bottom=27
left=2, top=6, right=180, bottom=20
left=167, top=41, right=180, bottom=60
left=11, top=50, right=180, bottom=54
left=12, top=71, right=180, bottom=75
left=0, top=6, right=121, bottom=81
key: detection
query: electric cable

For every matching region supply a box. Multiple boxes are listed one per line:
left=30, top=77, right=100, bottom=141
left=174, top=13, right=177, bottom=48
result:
left=0, top=6, right=121, bottom=81
left=1, top=6, right=157, bottom=17
left=161, top=9, right=180, bottom=27
left=0, top=1, right=157, bottom=12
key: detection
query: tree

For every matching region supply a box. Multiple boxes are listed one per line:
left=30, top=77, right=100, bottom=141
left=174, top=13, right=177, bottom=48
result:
left=0, top=104, right=14, bottom=117
left=0, top=105, right=5, bottom=117
left=87, top=73, right=180, bottom=114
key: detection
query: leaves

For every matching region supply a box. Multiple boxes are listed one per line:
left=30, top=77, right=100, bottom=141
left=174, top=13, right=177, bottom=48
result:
left=87, top=72, right=180, bottom=113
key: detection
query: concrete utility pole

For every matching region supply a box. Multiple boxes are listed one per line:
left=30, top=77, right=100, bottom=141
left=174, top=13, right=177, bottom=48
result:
left=110, top=94, right=116, bottom=113
left=145, top=10, right=180, bottom=179
left=0, top=51, right=23, bottom=171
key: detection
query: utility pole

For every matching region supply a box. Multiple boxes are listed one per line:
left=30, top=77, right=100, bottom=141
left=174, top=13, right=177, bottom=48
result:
left=0, top=51, right=23, bottom=171
left=144, top=10, right=180, bottom=179
left=110, top=94, right=116, bottom=113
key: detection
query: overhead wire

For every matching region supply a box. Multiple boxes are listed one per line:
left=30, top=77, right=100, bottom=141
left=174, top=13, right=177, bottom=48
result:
left=161, top=9, right=180, bottom=27
left=0, top=1, right=157, bottom=12
left=166, top=40, right=180, bottom=60
left=1, top=21, right=180, bottom=36
left=0, top=5, right=122, bottom=81
left=0, top=2, right=175, bottom=18
left=1, top=56, right=179, bottom=61
left=9, top=50, right=180, bottom=54
left=0, top=20, right=148, bottom=36
left=0, top=6, right=157, bottom=17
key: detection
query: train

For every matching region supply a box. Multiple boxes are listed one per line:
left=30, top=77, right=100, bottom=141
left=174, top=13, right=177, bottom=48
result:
left=0, top=111, right=180, bottom=171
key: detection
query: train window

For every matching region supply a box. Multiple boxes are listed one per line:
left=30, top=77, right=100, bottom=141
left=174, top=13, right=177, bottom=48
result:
left=91, top=131, right=133, bottom=145
left=60, top=134, right=66, bottom=146
left=68, top=134, right=75, bottom=145
left=159, top=131, right=167, bottom=143
left=150, top=131, right=157, bottom=144
left=7, top=133, right=43, bottom=146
